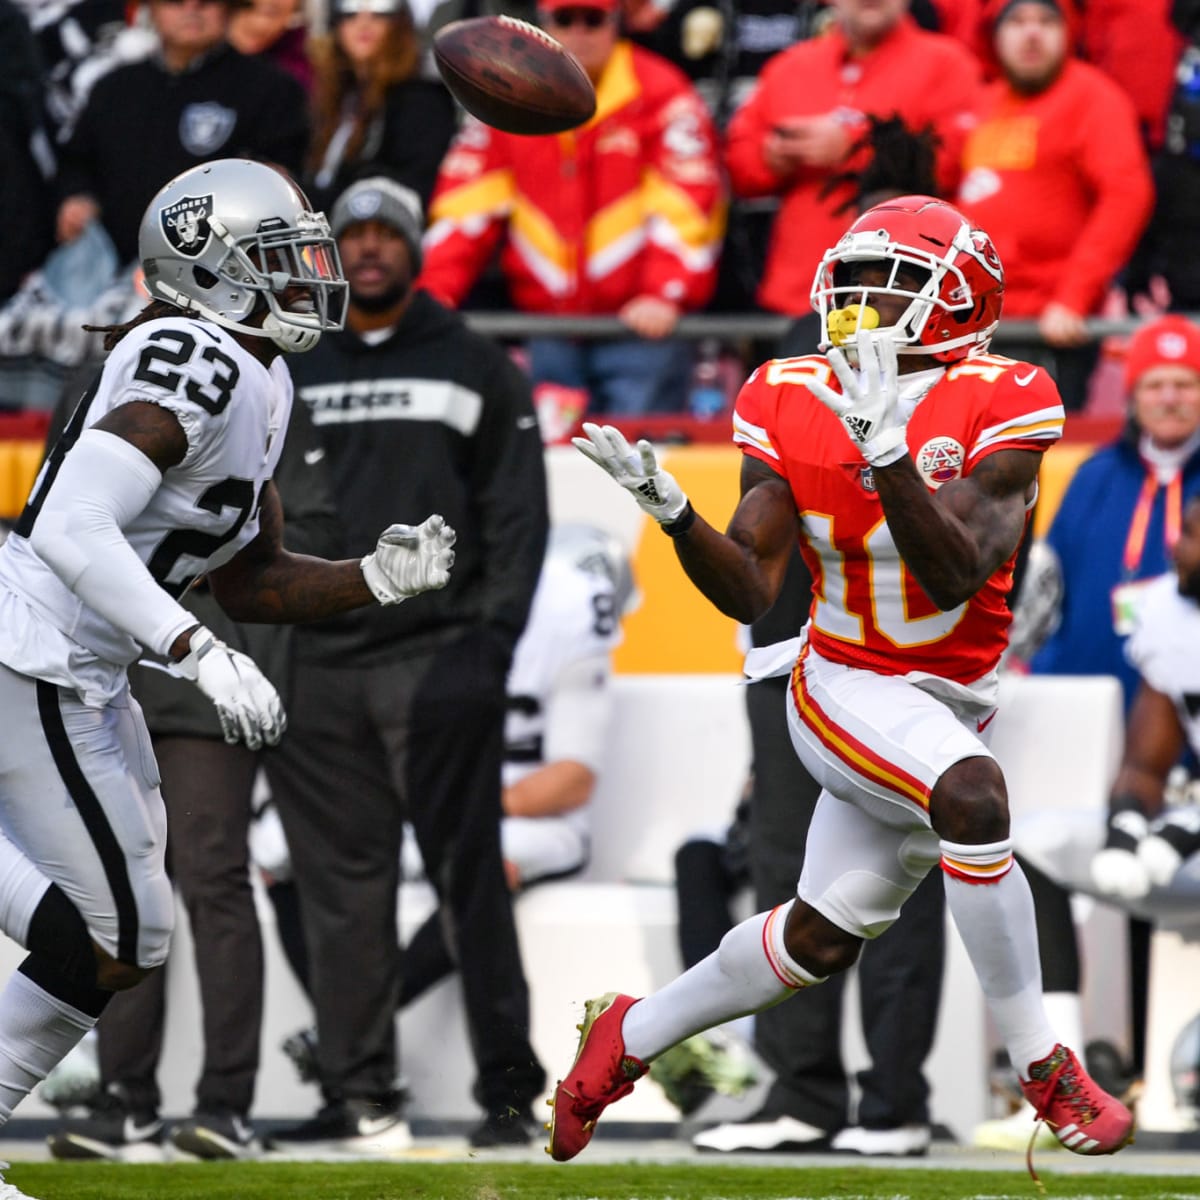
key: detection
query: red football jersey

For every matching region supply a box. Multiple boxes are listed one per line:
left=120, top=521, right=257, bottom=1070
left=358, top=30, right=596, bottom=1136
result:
left=733, top=352, right=1064, bottom=684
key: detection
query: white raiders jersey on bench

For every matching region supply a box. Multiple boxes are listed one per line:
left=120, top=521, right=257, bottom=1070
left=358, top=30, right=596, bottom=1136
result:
left=504, top=553, right=622, bottom=788
left=1126, top=572, right=1200, bottom=757
left=0, top=316, right=291, bottom=705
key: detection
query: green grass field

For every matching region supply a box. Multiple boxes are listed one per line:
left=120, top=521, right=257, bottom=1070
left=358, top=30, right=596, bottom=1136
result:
left=5, top=1162, right=1200, bottom=1200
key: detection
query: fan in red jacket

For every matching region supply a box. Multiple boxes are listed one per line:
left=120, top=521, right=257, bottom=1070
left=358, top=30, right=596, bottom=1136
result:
left=722, top=0, right=981, bottom=333
left=420, top=0, right=725, bottom=416
left=957, top=0, right=1153, bottom=410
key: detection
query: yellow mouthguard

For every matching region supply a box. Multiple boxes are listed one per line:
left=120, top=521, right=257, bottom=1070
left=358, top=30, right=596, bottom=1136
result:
left=826, top=304, right=880, bottom=347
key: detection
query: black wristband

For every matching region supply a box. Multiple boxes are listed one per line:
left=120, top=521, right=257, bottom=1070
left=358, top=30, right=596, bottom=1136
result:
left=660, top=500, right=696, bottom=538
left=1105, top=802, right=1148, bottom=851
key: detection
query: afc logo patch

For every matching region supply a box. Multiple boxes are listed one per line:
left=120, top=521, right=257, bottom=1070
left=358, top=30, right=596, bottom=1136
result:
left=161, top=194, right=213, bottom=258
left=916, top=436, right=965, bottom=488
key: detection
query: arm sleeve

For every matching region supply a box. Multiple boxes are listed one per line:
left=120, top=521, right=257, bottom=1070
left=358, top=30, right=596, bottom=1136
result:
left=29, top=429, right=197, bottom=656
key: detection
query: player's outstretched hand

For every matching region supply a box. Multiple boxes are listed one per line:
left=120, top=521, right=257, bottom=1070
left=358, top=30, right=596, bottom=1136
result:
left=572, top=422, right=689, bottom=524
left=361, top=514, right=456, bottom=605
left=177, top=626, right=287, bottom=750
left=802, top=330, right=909, bottom=467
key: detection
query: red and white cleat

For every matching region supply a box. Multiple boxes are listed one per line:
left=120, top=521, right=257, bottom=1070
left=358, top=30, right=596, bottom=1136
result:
left=1021, top=1044, right=1135, bottom=1156
left=546, top=993, right=646, bottom=1162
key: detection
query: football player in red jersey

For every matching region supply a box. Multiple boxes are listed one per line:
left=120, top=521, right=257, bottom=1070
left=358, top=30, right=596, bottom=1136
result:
left=548, top=195, right=1135, bottom=1164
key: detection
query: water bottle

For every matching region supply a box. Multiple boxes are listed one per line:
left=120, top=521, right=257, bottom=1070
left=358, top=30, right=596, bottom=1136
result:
left=689, top=337, right=726, bottom=420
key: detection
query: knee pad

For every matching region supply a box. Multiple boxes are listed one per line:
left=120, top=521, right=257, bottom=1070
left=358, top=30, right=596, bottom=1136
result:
left=800, top=868, right=916, bottom=940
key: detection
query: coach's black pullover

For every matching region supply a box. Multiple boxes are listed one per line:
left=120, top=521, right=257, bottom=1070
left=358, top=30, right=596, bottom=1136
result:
left=287, top=290, right=549, bottom=666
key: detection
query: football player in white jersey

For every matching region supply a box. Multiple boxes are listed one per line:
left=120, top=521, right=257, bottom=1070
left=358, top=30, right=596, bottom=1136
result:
left=0, top=158, right=455, bottom=1175
left=494, top=523, right=629, bottom=889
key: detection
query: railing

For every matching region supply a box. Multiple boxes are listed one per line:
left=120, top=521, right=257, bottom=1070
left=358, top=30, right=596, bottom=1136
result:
left=460, top=313, right=1161, bottom=342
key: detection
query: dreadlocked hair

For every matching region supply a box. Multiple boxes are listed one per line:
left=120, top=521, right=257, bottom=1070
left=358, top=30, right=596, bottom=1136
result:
left=84, top=299, right=181, bottom=352
left=819, top=115, right=941, bottom=216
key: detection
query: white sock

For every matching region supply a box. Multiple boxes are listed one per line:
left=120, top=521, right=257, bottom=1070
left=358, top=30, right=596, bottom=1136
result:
left=941, top=840, right=1057, bottom=1079
left=622, top=902, right=822, bottom=1062
left=0, top=969, right=97, bottom=1124
left=1042, top=991, right=1084, bottom=1055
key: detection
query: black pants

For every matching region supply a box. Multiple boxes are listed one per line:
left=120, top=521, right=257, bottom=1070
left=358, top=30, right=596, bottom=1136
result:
left=97, top=736, right=262, bottom=1116
left=746, top=676, right=945, bottom=1132
left=265, top=632, right=545, bottom=1113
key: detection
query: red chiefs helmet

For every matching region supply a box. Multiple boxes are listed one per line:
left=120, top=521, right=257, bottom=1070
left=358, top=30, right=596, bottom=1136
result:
left=810, top=194, right=1005, bottom=364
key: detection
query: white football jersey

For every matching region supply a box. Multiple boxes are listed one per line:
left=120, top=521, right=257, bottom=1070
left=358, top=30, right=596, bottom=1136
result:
left=1126, top=573, right=1200, bottom=757
left=504, top=553, right=621, bottom=789
left=0, top=316, right=291, bottom=705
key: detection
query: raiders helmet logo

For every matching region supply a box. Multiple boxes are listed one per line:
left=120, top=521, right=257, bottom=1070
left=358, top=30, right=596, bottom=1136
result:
left=916, top=436, right=965, bottom=488
left=161, top=194, right=214, bottom=258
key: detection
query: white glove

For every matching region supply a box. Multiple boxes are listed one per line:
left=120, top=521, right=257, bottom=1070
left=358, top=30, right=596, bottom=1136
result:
left=572, top=422, right=689, bottom=524
left=1090, top=847, right=1152, bottom=900
left=361, top=514, right=456, bottom=605
left=802, top=330, right=909, bottom=467
left=1090, top=808, right=1151, bottom=899
left=175, top=627, right=286, bottom=751
left=1138, top=835, right=1183, bottom=889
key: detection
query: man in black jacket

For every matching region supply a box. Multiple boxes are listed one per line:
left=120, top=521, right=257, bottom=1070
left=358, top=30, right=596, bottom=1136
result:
left=270, top=177, right=549, bottom=1150
left=54, top=0, right=309, bottom=267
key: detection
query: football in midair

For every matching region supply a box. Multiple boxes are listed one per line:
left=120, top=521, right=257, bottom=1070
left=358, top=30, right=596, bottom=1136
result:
left=433, top=15, right=597, bottom=136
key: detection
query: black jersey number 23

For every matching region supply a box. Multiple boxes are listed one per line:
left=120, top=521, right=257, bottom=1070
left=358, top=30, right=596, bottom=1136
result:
left=133, top=328, right=240, bottom=415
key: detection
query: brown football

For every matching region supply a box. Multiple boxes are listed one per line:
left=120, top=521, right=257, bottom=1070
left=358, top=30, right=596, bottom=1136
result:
left=433, top=15, right=597, bottom=136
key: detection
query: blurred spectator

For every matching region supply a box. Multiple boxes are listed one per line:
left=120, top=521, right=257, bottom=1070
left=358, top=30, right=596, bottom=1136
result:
left=25, top=0, right=155, bottom=142
left=269, top=177, right=548, bottom=1152
left=0, top=0, right=55, bottom=305
left=957, top=0, right=1153, bottom=412
left=1015, top=315, right=1200, bottom=708
left=1125, top=13, right=1200, bottom=314
left=228, top=0, right=313, bottom=90
left=43, top=399, right=341, bottom=1164
left=723, top=0, right=979, bottom=353
left=1077, top=0, right=1183, bottom=151
left=420, top=0, right=725, bottom=415
left=55, top=0, right=310, bottom=269
left=305, top=0, right=456, bottom=212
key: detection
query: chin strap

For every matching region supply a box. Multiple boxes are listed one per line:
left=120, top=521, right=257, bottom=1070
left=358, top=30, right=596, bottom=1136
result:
left=262, top=311, right=321, bottom=353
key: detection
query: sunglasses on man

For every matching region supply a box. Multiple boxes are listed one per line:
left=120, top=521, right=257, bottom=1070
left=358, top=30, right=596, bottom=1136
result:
left=545, top=7, right=612, bottom=28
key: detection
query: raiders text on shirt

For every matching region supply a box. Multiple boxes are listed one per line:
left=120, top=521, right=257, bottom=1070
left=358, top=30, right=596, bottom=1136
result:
left=298, top=378, right=483, bottom=436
